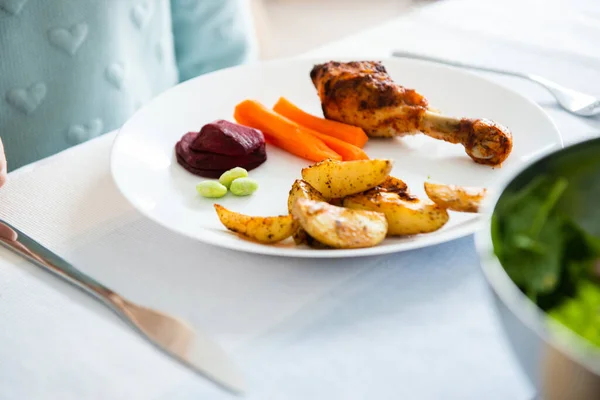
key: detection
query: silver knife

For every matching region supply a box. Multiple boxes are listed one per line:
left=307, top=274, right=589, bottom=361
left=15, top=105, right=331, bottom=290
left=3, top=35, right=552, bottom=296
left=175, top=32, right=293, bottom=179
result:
left=0, top=219, right=244, bottom=395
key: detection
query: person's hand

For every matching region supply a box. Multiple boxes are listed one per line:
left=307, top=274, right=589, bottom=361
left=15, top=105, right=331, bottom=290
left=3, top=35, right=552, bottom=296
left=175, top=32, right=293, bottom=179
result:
left=0, top=138, right=6, bottom=188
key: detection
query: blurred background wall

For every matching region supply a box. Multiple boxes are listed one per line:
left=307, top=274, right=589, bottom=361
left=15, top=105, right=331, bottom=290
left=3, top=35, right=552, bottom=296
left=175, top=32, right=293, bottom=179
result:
left=251, top=0, right=430, bottom=59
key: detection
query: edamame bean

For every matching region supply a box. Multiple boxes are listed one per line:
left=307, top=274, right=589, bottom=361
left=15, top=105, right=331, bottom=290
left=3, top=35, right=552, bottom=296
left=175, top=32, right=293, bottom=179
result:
left=196, top=181, right=227, bottom=198
left=230, top=177, right=259, bottom=196
left=219, top=167, right=248, bottom=188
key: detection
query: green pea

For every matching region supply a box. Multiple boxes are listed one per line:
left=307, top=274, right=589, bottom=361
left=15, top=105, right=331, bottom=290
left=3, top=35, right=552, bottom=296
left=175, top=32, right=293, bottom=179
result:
left=230, top=177, right=259, bottom=196
left=196, top=181, right=227, bottom=198
left=219, top=167, right=248, bottom=189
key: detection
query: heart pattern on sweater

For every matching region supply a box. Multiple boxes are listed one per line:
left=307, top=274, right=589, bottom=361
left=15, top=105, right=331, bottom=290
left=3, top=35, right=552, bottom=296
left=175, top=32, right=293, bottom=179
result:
left=67, top=119, right=103, bottom=144
left=215, top=15, right=236, bottom=41
left=48, top=23, right=89, bottom=55
left=105, top=63, right=126, bottom=89
left=0, top=0, right=28, bottom=15
left=6, top=82, right=47, bottom=114
left=131, top=2, right=151, bottom=29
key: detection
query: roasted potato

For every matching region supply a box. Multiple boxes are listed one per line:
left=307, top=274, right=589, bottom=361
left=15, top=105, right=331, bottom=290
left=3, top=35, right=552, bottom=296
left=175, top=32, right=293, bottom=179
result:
left=301, top=158, right=393, bottom=198
left=375, top=176, right=408, bottom=193
left=287, top=179, right=327, bottom=245
left=328, top=198, right=344, bottom=207
left=424, top=182, right=487, bottom=213
left=343, top=188, right=449, bottom=236
left=287, top=179, right=326, bottom=213
left=291, top=198, right=387, bottom=249
left=214, top=204, right=298, bottom=244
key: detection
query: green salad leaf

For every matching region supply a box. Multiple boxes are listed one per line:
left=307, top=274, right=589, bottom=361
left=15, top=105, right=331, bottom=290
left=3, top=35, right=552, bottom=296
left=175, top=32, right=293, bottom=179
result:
left=548, top=282, right=600, bottom=347
left=492, top=174, right=600, bottom=348
left=492, top=177, right=569, bottom=299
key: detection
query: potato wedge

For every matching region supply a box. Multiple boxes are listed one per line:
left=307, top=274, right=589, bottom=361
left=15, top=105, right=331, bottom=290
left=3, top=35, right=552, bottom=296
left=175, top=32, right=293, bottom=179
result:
left=301, top=158, right=393, bottom=198
left=292, top=198, right=387, bottom=249
left=287, top=179, right=326, bottom=213
left=287, top=179, right=327, bottom=245
left=375, top=176, right=408, bottom=193
left=424, top=182, right=487, bottom=213
left=214, top=204, right=298, bottom=244
left=343, top=189, right=449, bottom=236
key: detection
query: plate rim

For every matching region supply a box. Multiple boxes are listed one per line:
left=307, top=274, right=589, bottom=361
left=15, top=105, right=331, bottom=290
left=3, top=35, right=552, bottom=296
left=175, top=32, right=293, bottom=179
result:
left=110, top=56, right=563, bottom=258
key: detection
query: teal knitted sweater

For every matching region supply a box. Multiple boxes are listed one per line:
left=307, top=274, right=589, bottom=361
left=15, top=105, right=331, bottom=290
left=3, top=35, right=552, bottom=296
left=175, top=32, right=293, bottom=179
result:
left=0, top=0, right=256, bottom=170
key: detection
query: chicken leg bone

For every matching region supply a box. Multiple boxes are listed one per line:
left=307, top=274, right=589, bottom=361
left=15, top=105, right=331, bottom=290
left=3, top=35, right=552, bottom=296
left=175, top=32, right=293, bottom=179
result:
left=419, top=111, right=513, bottom=166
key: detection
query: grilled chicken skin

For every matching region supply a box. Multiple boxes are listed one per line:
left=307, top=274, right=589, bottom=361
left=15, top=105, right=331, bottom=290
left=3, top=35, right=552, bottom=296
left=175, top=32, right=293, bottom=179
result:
left=310, top=61, right=513, bottom=166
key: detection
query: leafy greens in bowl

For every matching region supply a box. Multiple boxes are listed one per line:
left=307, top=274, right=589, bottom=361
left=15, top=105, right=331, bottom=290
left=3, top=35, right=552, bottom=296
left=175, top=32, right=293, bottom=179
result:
left=476, top=137, right=600, bottom=399
left=492, top=174, right=600, bottom=347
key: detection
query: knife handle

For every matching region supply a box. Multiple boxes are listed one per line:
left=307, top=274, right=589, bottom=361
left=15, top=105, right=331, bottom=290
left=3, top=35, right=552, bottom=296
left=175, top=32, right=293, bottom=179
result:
left=0, top=219, right=116, bottom=302
left=0, top=219, right=245, bottom=393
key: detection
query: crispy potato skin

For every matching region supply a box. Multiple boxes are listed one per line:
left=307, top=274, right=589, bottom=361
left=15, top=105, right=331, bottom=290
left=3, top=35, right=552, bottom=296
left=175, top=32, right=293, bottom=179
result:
left=424, top=182, right=487, bottom=213
left=301, top=158, right=393, bottom=198
left=343, top=186, right=449, bottom=236
left=374, top=176, right=408, bottom=193
left=287, top=179, right=328, bottom=245
left=214, top=204, right=298, bottom=244
left=291, top=198, right=387, bottom=249
left=287, top=179, right=327, bottom=213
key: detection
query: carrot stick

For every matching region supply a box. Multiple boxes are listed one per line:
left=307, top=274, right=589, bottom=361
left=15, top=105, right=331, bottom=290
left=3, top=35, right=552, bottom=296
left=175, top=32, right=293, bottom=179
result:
left=273, top=97, right=369, bottom=148
left=234, top=113, right=276, bottom=146
left=237, top=101, right=365, bottom=160
left=301, top=128, right=369, bottom=161
left=234, top=100, right=341, bottom=162
left=236, top=102, right=364, bottom=160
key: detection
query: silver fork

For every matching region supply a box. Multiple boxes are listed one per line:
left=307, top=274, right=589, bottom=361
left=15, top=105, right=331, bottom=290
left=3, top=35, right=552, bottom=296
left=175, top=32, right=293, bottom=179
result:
left=392, top=50, right=600, bottom=117
left=0, top=220, right=244, bottom=395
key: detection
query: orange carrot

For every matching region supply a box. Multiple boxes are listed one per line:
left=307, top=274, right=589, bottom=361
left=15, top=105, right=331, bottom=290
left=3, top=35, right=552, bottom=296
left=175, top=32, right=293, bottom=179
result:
left=236, top=100, right=365, bottom=161
left=273, top=97, right=369, bottom=148
left=234, top=100, right=341, bottom=162
left=234, top=113, right=274, bottom=146
left=302, top=128, right=368, bottom=161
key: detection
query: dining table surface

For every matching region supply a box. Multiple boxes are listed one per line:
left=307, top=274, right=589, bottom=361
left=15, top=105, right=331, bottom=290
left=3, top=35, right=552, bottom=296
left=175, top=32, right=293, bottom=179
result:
left=1, top=0, right=599, bottom=399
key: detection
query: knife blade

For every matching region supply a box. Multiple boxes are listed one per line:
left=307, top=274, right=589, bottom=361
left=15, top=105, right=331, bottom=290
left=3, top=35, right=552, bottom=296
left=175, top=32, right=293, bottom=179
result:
left=0, top=219, right=245, bottom=394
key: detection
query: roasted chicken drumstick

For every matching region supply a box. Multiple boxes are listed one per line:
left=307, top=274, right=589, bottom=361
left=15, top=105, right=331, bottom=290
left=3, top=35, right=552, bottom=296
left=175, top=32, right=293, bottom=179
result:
left=310, top=61, right=513, bottom=166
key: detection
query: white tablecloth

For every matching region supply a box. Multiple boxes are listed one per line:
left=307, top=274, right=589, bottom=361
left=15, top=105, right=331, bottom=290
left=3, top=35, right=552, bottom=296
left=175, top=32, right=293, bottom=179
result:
left=1, top=1, right=598, bottom=399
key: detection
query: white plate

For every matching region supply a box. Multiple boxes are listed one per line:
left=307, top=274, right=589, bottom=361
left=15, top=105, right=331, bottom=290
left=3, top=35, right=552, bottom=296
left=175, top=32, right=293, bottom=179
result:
left=111, top=57, right=562, bottom=258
